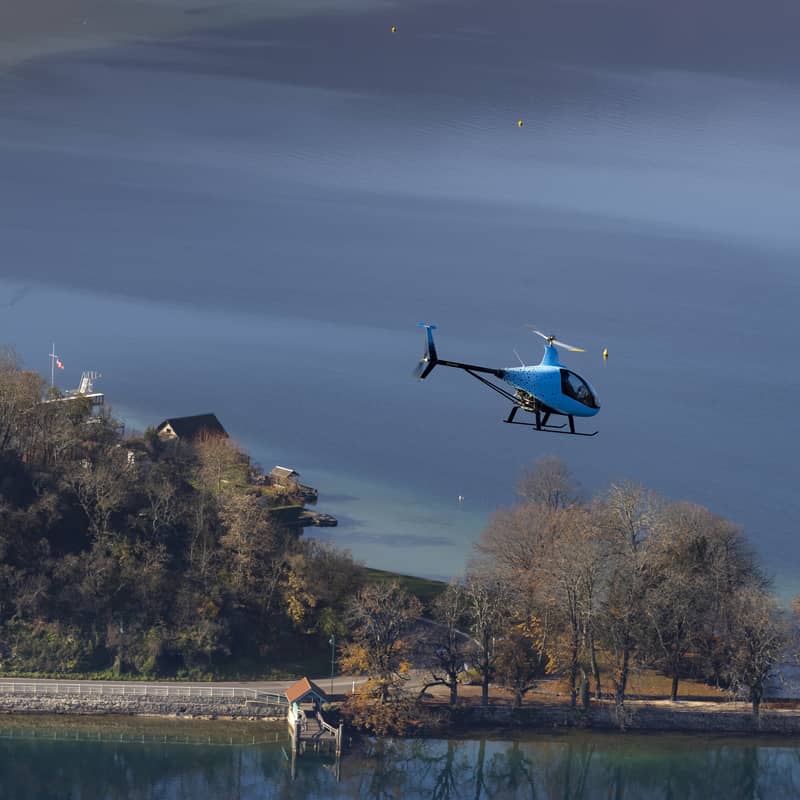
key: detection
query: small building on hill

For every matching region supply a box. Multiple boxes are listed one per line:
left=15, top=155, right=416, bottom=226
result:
left=285, top=677, right=328, bottom=710
left=271, top=466, right=301, bottom=486
left=156, top=413, right=228, bottom=442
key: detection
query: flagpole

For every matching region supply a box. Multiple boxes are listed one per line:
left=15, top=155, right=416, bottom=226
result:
left=48, top=344, right=65, bottom=390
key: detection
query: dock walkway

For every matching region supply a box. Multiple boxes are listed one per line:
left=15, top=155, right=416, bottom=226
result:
left=287, top=705, right=343, bottom=756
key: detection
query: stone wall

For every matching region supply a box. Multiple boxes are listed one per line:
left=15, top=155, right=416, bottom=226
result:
left=450, top=701, right=800, bottom=735
left=0, top=692, right=286, bottom=720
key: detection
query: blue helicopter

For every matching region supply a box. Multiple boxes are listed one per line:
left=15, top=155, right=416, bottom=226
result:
left=413, top=324, right=600, bottom=436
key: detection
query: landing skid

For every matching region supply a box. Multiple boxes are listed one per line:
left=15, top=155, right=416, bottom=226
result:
left=503, top=405, right=599, bottom=437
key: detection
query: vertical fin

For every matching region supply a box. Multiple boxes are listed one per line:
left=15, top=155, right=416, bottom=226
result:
left=413, top=323, right=439, bottom=379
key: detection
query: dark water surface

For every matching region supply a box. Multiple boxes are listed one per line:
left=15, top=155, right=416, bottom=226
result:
left=1, top=716, right=800, bottom=799
left=1, top=0, right=799, bottom=585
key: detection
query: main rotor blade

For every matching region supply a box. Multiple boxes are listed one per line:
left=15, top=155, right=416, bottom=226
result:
left=525, top=326, right=586, bottom=352
left=552, top=339, right=585, bottom=352
left=523, top=325, right=549, bottom=341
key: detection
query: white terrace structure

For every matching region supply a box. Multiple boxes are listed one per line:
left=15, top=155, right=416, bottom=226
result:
left=43, top=371, right=104, bottom=409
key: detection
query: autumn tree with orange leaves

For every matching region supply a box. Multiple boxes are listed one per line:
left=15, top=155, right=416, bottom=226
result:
left=340, top=581, right=422, bottom=703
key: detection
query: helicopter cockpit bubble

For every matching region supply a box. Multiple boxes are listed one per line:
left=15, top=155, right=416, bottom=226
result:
left=560, top=370, right=599, bottom=409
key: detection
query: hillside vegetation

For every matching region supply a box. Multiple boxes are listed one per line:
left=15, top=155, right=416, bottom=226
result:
left=0, top=352, right=363, bottom=679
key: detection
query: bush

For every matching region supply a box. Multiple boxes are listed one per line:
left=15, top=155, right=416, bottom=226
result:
left=339, top=681, right=438, bottom=737
left=7, top=621, right=94, bottom=674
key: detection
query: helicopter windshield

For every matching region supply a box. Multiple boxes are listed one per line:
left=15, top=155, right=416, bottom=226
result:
left=560, top=370, right=599, bottom=409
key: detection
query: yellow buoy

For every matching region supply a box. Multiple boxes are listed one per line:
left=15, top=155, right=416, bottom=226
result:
left=517, top=120, right=524, bottom=128
left=391, top=25, right=397, bottom=33
left=602, top=348, right=609, bottom=360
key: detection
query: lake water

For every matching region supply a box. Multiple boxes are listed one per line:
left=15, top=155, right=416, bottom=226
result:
left=1, top=716, right=800, bottom=799
left=1, top=0, right=799, bottom=588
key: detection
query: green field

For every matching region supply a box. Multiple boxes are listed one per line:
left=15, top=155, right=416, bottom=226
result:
left=364, top=567, right=447, bottom=612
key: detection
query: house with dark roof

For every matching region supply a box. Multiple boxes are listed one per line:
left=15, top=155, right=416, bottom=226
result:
left=156, top=413, right=228, bottom=442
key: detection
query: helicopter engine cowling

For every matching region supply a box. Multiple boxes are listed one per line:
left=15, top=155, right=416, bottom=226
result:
left=514, top=389, right=537, bottom=412
left=503, top=365, right=600, bottom=418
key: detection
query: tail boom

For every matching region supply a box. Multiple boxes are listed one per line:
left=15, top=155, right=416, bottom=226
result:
left=413, top=323, right=503, bottom=380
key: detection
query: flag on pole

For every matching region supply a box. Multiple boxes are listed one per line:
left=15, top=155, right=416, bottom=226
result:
left=56, top=359, right=64, bottom=370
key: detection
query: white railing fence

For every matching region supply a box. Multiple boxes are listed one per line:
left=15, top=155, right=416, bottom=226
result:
left=0, top=682, right=288, bottom=706
left=315, top=710, right=338, bottom=736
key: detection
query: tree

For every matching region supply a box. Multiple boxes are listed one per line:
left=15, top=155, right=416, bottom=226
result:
left=218, top=493, right=279, bottom=594
left=464, top=568, right=513, bottom=706
left=596, top=482, right=658, bottom=708
left=494, top=614, right=550, bottom=707
left=642, top=502, right=760, bottom=701
left=61, top=445, right=130, bottom=538
left=694, top=512, right=765, bottom=689
left=516, top=455, right=582, bottom=510
left=539, top=505, right=605, bottom=707
left=285, top=540, right=363, bottom=636
left=725, top=586, right=787, bottom=721
left=194, top=433, right=249, bottom=494
left=0, top=355, right=42, bottom=454
left=342, top=582, right=422, bottom=702
left=477, top=503, right=556, bottom=586
left=420, top=581, right=473, bottom=707
left=140, top=464, right=184, bottom=543
left=478, top=498, right=605, bottom=706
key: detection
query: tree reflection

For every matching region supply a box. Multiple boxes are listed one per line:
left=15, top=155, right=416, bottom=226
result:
left=430, top=741, right=458, bottom=800
left=2, top=723, right=800, bottom=799
left=339, top=734, right=800, bottom=800
left=484, top=740, right=539, bottom=798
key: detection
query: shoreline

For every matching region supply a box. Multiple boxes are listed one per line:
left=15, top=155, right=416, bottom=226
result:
left=0, top=677, right=293, bottom=720
left=4, top=683, right=800, bottom=736
left=0, top=690, right=287, bottom=721
left=439, top=699, right=800, bottom=737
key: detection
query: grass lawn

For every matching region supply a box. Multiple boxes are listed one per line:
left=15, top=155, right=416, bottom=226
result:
left=426, top=669, right=727, bottom=707
left=364, top=567, right=447, bottom=612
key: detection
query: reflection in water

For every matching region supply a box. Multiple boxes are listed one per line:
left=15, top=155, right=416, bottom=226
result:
left=341, top=737, right=800, bottom=800
left=2, top=720, right=800, bottom=799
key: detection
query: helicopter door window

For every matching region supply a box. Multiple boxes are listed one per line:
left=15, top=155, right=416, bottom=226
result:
left=560, top=370, right=598, bottom=408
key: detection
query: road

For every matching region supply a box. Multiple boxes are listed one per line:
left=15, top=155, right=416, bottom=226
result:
left=0, top=675, right=369, bottom=696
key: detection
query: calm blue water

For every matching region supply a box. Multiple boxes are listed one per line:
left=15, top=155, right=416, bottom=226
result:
left=1, top=717, right=800, bottom=799
left=1, top=0, right=799, bottom=586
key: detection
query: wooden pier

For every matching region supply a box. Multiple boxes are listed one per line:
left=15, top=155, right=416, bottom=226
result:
left=284, top=677, right=344, bottom=765
left=287, top=705, right=343, bottom=757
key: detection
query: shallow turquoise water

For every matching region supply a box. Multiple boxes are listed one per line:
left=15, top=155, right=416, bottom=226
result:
left=1, top=717, right=799, bottom=799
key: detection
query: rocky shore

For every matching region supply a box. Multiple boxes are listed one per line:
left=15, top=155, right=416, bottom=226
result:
left=449, top=700, right=800, bottom=735
left=0, top=691, right=286, bottom=720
